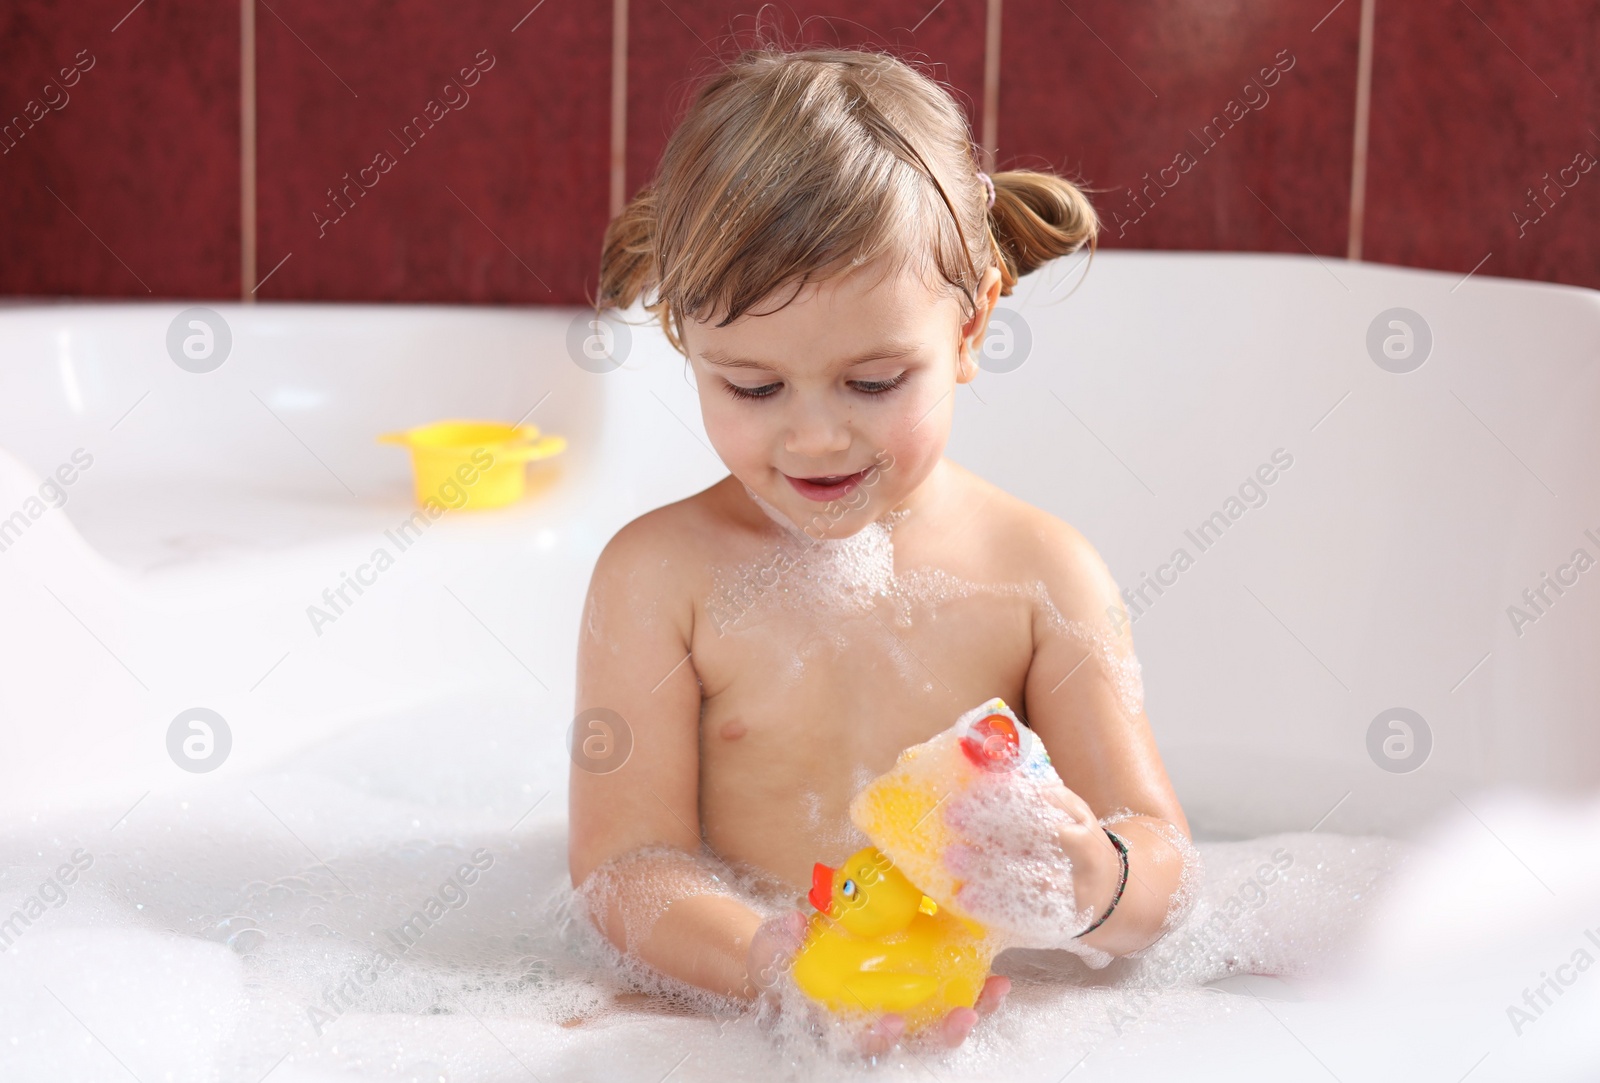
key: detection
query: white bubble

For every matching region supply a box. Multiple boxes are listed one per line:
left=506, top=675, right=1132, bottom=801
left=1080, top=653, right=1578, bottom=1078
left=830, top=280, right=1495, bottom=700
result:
left=711, top=483, right=1146, bottom=724
left=572, top=844, right=742, bottom=955
left=0, top=684, right=1409, bottom=1078
left=1107, top=811, right=1206, bottom=953
left=943, top=773, right=1101, bottom=953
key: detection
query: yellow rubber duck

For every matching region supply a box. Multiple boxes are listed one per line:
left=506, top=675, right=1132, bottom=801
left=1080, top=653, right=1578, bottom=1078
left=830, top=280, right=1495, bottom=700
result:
left=791, top=845, right=998, bottom=1032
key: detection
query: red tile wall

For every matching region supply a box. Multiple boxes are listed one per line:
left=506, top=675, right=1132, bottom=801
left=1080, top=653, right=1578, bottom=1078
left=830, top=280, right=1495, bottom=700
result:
left=253, top=1, right=611, bottom=304
left=0, top=0, right=239, bottom=298
left=1001, top=0, right=1361, bottom=257
left=1, top=1, right=1596, bottom=301
left=1363, top=0, right=1600, bottom=286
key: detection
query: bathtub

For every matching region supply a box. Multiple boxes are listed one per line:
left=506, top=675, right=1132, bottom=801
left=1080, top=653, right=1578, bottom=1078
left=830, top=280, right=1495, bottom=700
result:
left=0, top=252, right=1597, bottom=1080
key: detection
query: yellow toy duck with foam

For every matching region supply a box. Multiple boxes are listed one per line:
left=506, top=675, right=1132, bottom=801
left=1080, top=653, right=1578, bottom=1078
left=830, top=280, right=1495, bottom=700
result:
left=792, top=846, right=995, bottom=1033
left=791, top=698, right=1044, bottom=1033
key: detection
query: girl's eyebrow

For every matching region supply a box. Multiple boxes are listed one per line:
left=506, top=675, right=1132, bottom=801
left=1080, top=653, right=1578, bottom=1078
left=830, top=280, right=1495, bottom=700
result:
left=700, top=342, right=921, bottom=372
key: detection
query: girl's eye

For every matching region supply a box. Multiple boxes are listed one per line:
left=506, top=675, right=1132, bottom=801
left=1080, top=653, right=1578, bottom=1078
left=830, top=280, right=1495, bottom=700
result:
left=851, top=373, right=910, bottom=395
left=719, top=373, right=910, bottom=402
left=723, top=382, right=780, bottom=401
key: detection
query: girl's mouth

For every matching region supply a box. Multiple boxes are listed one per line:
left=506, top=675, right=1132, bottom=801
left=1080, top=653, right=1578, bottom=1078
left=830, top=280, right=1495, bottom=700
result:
left=784, top=467, right=869, bottom=502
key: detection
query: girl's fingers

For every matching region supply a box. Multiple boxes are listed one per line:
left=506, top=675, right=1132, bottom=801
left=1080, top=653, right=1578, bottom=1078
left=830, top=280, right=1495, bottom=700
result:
left=931, top=1006, right=979, bottom=1048
left=856, top=1013, right=905, bottom=1056
left=747, top=910, right=808, bottom=992
left=850, top=982, right=1005, bottom=1055
left=777, top=908, right=807, bottom=947
left=1043, top=781, right=1096, bottom=825
left=974, top=974, right=1011, bottom=1015
left=944, top=841, right=976, bottom=875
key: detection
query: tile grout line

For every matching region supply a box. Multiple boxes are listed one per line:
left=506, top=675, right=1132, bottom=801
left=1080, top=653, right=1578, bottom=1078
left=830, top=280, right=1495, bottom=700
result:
left=241, top=0, right=258, bottom=300
left=981, top=0, right=1001, bottom=173
left=1346, top=0, right=1376, bottom=261
left=610, top=0, right=629, bottom=218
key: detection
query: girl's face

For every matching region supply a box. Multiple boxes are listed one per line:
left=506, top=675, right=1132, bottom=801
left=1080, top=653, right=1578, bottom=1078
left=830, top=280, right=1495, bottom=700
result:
left=684, top=255, right=1004, bottom=539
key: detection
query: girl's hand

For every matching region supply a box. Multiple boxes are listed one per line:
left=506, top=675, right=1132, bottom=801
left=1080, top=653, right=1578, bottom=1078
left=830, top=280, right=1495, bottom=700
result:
left=744, top=909, right=808, bottom=1001
left=855, top=975, right=1011, bottom=1055
left=942, top=773, right=1124, bottom=949
left=744, top=910, right=1012, bottom=1054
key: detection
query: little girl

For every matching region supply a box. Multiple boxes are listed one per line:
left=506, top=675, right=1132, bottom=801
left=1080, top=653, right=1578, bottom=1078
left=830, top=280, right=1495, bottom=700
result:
left=569, top=43, right=1198, bottom=1054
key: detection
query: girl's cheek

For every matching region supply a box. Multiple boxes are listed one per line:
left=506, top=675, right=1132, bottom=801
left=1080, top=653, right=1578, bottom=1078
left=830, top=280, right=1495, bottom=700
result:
left=702, top=402, right=751, bottom=450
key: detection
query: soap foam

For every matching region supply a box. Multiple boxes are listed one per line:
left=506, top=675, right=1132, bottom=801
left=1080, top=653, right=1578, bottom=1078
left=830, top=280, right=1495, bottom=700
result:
left=1089, top=832, right=1409, bottom=990
left=557, top=828, right=1410, bottom=1070
left=0, top=697, right=1411, bottom=1080
left=847, top=700, right=1197, bottom=970
left=572, top=844, right=744, bottom=955
left=1104, top=810, right=1206, bottom=957
left=711, top=482, right=1146, bottom=723
left=943, top=774, right=1100, bottom=949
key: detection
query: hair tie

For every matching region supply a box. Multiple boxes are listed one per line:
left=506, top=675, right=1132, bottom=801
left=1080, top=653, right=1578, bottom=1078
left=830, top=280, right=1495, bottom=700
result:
left=1073, top=828, right=1129, bottom=939
left=977, top=170, right=995, bottom=210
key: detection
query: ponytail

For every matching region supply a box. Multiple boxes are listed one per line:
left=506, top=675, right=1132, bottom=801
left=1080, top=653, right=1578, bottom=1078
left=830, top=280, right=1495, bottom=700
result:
left=985, top=170, right=1101, bottom=294
left=597, top=184, right=659, bottom=313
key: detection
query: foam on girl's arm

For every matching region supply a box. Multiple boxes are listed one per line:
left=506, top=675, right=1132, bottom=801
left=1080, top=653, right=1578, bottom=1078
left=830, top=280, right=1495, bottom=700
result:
left=569, top=514, right=761, bottom=1001
left=1011, top=516, right=1202, bottom=958
left=1075, top=810, right=1204, bottom=961
left=572, top=843, right=767, bottom=1003
left=942, top=798, right=1200, bottom=967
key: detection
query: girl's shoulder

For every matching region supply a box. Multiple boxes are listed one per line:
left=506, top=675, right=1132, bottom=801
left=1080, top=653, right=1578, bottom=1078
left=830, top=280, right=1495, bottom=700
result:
left=941, top=461, right=1100, bottom=561
left=603, top=473, right=765, bottom=547
left=589, top=474, right=766, bottom=591
left=942, top=461, right=1121, bottom=620
left=582, top=479, right=749, bottom=649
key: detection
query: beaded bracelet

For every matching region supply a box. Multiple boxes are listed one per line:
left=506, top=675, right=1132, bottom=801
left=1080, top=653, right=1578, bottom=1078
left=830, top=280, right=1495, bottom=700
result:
left=1073, top=828, right=1129, bottom=938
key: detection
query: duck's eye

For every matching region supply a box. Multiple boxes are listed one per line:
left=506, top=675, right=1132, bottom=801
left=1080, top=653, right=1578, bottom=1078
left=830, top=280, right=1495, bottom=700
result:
left=841, top=879, right=856, bottom=898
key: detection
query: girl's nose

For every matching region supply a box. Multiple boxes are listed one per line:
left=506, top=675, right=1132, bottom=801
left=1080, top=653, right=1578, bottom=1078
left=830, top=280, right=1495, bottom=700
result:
left=783, top=397, right=851, bottom=458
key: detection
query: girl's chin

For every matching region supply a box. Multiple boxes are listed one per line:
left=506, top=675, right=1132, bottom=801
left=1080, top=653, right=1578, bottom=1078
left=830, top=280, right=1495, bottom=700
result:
left=736, top=465, right=908, bottom=537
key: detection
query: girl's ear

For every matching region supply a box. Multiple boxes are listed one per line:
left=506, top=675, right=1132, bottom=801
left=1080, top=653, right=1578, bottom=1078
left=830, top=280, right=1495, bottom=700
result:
left=956, top=265, right=1004, bottom=384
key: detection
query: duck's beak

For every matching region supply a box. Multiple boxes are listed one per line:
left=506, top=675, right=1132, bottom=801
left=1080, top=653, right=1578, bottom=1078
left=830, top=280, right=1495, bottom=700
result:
left=809, top=863, right=835, bottom=915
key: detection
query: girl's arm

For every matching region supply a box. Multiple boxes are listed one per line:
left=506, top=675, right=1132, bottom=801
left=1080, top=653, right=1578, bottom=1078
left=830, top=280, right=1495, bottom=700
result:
left=1017, top=515, right=1198, bottom=957
left=568, top=514, right=763, bottom=999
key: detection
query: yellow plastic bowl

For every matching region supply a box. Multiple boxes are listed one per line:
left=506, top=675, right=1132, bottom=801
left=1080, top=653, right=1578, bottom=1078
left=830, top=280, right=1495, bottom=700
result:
left=378, top=420, right=566, bottom=511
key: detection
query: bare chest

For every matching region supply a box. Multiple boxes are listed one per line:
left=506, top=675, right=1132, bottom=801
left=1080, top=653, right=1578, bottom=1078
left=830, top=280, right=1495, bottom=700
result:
left=687, top=529, right=1037, bottom=890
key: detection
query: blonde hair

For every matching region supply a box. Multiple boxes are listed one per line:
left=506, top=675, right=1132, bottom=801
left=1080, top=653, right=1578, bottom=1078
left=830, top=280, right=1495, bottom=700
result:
left=596, top=43, right=1099, bottom=357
